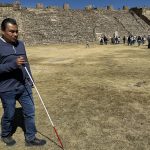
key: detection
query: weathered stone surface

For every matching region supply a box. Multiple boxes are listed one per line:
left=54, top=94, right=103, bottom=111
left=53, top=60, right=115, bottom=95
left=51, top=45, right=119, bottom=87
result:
left=0, top=7, right=149, bottom=45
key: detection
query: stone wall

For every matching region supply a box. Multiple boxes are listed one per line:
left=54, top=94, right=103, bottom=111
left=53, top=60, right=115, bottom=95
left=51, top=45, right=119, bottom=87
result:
left=0, top=7, right=149, bottom=45
left=130, top=8, right=150, bottom=26
left=142, top=8, right=150, bottom=20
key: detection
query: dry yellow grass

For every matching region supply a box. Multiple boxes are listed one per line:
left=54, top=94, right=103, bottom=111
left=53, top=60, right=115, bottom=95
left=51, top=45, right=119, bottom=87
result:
left=0, top=43, right=150, bottom=150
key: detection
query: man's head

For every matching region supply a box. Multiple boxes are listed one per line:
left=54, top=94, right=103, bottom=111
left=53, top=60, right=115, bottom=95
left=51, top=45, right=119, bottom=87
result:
left=1, top=18, right=18, bottom=43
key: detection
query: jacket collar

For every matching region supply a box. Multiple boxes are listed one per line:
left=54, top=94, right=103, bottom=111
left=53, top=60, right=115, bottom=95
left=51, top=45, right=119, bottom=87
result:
left=0, top=37, right=6, bottom=43
left=0, top=37, right=19, bottom=47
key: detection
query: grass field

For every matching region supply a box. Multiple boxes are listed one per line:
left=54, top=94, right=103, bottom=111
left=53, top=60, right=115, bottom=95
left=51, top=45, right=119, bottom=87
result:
left=0, top=43, right=150, bottom=150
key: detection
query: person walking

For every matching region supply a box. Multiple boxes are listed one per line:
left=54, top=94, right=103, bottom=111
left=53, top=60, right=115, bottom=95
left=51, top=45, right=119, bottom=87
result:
left=148, top=35, right=150, bottom=49
left=0, top=18, right=46, bottom=146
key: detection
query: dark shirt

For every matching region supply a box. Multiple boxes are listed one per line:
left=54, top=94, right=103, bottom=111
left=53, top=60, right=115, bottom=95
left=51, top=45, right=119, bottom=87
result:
left=0, top=38, right=32, bottom=92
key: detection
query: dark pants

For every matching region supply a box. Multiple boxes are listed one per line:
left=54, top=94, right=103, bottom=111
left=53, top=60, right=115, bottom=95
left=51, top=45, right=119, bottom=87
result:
left=0, top=85, right=37, bottom=141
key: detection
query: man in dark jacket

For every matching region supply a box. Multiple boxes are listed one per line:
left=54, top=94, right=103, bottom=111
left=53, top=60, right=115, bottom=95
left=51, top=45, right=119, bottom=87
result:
left=0, top=18, right=46, bottom=146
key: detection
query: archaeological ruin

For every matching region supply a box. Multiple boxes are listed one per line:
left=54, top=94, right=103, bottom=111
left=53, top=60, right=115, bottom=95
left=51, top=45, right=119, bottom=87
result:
left=0, top=2, right=149, bottom=45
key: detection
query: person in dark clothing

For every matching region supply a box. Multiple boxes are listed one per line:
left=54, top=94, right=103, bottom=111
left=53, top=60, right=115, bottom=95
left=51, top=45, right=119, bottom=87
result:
left=137, top=36, right=142, bottom=46
left=0, top=18, right=46, bottom=146
left=104, top=35, right=108, bottom=45
left=127, top=36, right=131, bottom=46
left=123, top=36, right=126, bottom=44
left=148, top=35, right=150, bottom=49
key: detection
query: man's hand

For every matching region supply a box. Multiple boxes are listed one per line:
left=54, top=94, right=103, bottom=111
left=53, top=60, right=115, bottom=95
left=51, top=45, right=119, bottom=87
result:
left=16, top=56, right=25, bottom=66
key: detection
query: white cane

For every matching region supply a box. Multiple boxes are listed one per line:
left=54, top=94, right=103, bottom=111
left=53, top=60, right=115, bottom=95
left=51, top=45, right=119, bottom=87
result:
left=24, top=66, right=64, bottom=149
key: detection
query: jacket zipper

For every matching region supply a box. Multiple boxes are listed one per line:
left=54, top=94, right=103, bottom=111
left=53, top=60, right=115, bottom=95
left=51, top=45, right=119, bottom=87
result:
left=13, top=46, right=16, bottom=54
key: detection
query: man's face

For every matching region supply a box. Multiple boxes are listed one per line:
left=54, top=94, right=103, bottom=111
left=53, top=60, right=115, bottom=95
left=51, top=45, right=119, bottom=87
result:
left=2, top=23, right=18, bottom=43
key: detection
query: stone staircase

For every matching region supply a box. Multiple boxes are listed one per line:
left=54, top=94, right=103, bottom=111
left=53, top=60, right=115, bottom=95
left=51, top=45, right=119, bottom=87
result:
left=0, top=7, right=149, bottom=45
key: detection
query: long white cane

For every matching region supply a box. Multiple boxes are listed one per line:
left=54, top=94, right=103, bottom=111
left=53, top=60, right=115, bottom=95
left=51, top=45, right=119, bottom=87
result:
left=24, top=66, right=64, bottom=149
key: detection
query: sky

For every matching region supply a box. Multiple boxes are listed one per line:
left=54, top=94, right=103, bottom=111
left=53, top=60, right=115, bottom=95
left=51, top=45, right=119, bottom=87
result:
left=0, top=0, right=150, bottom=9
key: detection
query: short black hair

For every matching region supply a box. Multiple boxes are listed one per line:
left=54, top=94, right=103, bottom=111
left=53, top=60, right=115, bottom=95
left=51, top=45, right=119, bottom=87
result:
left=1, top=18, right=17, bottom=31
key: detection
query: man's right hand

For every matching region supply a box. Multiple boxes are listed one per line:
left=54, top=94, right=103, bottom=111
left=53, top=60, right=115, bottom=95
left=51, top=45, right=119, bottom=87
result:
left=16, top=56, right=25, bottom=66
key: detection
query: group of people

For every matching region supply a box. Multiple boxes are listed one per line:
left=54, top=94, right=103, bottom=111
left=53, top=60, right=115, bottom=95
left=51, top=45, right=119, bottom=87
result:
left=98, top=34, right=150, bottom=48
left=125, top=35, right=147, bottom=46
left=99, top=35, right=109, bottom=45
left=99, top=35, right=122, bottom=45
left=99, top=35, right=121, bottom=45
